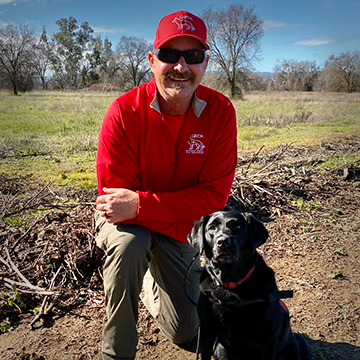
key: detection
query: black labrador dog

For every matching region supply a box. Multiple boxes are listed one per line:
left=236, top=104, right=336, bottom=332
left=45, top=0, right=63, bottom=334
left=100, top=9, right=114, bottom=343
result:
left=188, top=210, right=309, bottom=360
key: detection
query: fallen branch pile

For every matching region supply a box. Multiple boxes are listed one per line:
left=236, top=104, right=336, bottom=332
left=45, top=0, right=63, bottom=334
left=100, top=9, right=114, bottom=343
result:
left=0, top=181, right=103, bottom=328
left=228, top=141, right=360, bottom=218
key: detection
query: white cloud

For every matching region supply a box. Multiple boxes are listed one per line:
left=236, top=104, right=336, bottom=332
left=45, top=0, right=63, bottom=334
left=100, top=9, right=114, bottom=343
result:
left=0, top=0, right=34, bottom=4
left=293, top=38, right=333, bottom=46
left=92, top=26, right=125, bottom=35
left=263, top=20, right=287, bottom=31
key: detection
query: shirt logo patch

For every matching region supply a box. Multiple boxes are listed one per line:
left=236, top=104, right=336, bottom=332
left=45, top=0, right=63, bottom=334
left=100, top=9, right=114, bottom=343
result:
left=186, top=134, right=205, bottom=154
left=172, top=15, right=196, bottom=31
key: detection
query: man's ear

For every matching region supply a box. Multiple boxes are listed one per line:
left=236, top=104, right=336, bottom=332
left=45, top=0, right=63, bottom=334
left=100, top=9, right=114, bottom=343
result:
left=242, top=212, right=268, bottom=248
left=148, top=51, right=156, bottom=73
left=204, top=52, right=210, bottom=69
left=187, top=214, right=210, bottom=254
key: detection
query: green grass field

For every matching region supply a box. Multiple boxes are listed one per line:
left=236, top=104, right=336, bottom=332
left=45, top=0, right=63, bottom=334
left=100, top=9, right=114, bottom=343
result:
left=236, top=91, right=360, bottom=149
left=1, top=90, right=359, bottom=189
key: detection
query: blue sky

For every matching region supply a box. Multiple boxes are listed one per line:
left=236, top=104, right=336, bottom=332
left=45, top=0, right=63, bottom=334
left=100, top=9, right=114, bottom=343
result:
left=0, top=0, right=359, bottom=72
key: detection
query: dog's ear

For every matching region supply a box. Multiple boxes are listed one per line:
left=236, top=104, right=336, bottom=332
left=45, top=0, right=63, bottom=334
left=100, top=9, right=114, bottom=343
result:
left=242, top=212, right=268, bottom=248
left=187, top=214, right=211, bottom=254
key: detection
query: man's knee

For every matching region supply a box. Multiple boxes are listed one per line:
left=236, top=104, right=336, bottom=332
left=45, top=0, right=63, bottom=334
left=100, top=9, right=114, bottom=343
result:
left=159, top=320, right=198, bottom=345
left=98, top=223, right=153, bottom=286
left=98, top=223, right=152, bottom=258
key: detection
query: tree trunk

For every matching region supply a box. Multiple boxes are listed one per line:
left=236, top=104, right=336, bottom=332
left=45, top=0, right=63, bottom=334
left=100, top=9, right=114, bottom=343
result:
left=229, top=78, right=243, bottom=99
left=12, top=80, right=18, bottom=95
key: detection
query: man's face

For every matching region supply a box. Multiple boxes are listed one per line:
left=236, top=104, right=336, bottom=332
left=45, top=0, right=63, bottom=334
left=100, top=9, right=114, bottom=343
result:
left=148, top=37, right=209, bottom=107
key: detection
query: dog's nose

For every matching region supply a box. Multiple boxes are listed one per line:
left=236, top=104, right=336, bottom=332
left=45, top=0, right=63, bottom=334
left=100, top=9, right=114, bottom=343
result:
left=216, top=237, right=231, bottom=247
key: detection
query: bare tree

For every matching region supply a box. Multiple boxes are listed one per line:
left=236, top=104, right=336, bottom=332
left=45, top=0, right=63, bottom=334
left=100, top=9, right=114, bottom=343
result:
left=201, top=4, right=264, bottom=98
left=273, top=60, right=318, bottom=91
left=320, top=52, right=360, bottom=93
left=115, top=36, right=152, bottom=90
left=248, top=72, right=272, bottom=91
left=0, top=24, right=37, bottom=95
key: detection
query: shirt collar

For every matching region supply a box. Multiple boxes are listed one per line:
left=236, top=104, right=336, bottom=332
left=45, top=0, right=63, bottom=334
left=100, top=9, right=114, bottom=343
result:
left=150, top=89, right=207, bottom=118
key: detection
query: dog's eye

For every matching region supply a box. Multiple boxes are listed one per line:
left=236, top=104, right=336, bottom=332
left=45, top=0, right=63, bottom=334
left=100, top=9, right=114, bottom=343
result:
left=233, top=224, right=242, bottom=231
left=208, top=225, right=217, bottom=233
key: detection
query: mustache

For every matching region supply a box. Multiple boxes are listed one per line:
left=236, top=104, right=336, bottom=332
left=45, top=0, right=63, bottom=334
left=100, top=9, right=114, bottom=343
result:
left=164, top=71, right=195, bottom=81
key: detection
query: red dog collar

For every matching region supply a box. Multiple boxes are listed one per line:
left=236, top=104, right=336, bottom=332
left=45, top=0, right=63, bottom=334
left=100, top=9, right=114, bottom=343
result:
left=222, top=266, right=255, bottom=289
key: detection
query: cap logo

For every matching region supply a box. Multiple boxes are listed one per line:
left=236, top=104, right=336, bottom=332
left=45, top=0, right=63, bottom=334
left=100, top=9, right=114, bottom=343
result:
left=172, top=15, right=195, bottom=31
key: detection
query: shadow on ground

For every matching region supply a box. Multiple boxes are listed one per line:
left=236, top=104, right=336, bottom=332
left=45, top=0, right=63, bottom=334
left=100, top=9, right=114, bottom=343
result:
left=307, top=338, right=360, bottom=360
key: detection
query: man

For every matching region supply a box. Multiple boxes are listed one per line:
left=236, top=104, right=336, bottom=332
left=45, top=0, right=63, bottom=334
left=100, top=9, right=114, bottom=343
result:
left=95, top=10, right=237, bottom=360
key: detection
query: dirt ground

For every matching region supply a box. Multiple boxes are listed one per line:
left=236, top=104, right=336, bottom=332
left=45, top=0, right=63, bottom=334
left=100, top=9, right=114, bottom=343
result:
left=0, top=137, right=359, bottom=360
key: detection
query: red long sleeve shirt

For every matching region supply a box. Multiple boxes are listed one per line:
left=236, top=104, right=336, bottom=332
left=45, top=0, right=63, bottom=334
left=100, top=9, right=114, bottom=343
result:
left=96, top=78, right=237, bottom=242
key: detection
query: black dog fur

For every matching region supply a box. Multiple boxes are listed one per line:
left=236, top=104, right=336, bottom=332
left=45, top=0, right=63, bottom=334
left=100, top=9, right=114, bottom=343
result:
left=188, top=210, right=309, bottom=360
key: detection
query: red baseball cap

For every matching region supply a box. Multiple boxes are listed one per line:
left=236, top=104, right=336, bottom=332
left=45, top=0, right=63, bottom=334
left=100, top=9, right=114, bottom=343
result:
left=154, top=10, right=210, bottom=50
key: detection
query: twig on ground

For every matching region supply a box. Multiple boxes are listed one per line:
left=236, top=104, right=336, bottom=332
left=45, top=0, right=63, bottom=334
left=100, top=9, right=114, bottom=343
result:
left=29, top=264, right=63, bottom=329
left=0, top=191, right=21, bottom=221
left=1, top=248, right=55, bottom=296
left=244, top=145, right=265, bottom=174
left=3, top=279, right=55, bottom=296
left=253, top=142, right=295, bottom=178
left=21, top=183, right=52, bottom=211
left=325, top=158, right=360, bottom=173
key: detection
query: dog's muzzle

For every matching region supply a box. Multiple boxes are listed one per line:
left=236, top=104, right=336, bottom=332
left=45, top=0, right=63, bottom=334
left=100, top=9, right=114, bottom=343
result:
left=215, top=236, right=231, bottom=248
left=213, top=236, right=238, bottom=264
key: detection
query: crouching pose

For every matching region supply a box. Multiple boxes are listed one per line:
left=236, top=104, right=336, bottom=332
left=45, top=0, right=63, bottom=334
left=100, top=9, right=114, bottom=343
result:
left=95, top=10, right=238, bottom=360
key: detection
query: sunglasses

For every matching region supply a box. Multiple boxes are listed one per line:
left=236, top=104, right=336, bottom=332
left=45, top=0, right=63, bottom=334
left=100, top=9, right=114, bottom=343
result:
left=154, top=48, right=206, bottom=65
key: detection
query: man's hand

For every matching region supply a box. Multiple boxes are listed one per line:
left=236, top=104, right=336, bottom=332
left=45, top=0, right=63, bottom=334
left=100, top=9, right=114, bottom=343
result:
left=96, top=188, right=139, bottom=224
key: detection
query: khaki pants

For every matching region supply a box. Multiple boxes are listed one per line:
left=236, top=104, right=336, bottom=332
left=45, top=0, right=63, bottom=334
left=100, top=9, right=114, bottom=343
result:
left=95, top=213, right=201, bottom=360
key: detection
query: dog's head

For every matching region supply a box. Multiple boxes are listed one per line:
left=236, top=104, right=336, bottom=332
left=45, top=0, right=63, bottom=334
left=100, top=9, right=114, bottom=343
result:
left=188, top=210, right=268, bottom=280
